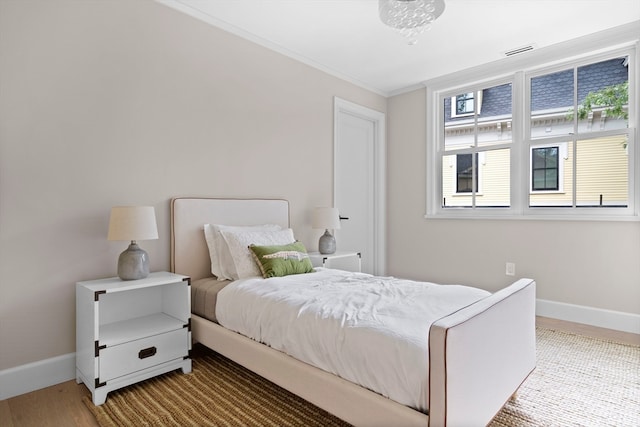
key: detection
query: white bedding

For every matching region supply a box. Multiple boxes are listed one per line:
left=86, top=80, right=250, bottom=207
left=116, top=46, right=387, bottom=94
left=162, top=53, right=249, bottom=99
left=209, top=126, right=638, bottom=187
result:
left=215, top=268, right=490, bottom=412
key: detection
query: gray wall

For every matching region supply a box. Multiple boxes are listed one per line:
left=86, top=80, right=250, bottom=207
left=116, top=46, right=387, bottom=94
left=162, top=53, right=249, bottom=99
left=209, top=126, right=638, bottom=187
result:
left=0, top=0, right=386, bottom=370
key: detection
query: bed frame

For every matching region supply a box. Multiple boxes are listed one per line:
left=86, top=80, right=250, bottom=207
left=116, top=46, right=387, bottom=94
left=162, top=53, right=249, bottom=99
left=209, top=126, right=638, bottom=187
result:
left=170, top=197, right=536, bottom=427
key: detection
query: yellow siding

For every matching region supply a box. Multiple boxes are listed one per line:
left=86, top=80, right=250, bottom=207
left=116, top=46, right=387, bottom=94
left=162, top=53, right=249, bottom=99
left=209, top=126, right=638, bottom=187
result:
left=576, top=136, right=628, bottom=206
left=530, top=136, right=628, bottom=206
left=442, top=135, right=628, bottom=208
left=442, top=149, right=510, bottom=207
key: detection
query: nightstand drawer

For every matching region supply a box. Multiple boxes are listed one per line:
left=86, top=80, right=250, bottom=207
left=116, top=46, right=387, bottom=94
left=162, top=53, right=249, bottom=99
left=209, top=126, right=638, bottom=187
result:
left=99, top=328, right=188, bottom=382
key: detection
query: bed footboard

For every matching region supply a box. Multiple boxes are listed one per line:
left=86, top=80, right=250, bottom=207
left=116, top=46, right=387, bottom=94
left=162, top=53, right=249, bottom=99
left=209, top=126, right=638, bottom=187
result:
left=428, top=279, right=536, bottom=427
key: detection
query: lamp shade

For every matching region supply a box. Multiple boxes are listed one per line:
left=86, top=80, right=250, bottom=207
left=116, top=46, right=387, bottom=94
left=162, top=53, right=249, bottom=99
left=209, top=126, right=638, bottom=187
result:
left=312, top=207, right=341, bottom=230
left=108, top=206, right=159, bottom=241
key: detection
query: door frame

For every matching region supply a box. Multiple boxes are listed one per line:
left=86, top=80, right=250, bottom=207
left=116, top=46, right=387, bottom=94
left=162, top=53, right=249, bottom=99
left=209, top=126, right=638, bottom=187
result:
left=333, top=97, right=386, bottom=276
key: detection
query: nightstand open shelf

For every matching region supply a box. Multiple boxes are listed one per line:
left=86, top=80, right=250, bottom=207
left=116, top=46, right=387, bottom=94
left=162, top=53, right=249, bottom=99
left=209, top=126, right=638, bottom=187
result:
left=100, top=313, right=185, bottom=347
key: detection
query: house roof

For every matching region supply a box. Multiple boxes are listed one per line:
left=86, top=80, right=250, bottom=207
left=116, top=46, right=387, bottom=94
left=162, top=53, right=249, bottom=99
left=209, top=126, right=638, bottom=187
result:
left=445, top=57, right=629, bottom=123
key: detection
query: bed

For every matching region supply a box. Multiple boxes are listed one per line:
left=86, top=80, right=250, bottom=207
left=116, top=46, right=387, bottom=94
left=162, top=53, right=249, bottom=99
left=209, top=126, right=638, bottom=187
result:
left=170, top=197, right=536, bottom=427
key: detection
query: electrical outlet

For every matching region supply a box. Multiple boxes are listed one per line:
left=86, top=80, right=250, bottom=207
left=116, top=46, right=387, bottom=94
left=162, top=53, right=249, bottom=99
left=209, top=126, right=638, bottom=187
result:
left=506, top=262, right=516, bottom=276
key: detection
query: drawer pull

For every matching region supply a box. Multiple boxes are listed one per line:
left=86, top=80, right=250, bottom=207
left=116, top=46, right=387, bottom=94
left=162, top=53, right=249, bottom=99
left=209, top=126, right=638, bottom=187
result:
left=138, top=346, right=157, bottom=359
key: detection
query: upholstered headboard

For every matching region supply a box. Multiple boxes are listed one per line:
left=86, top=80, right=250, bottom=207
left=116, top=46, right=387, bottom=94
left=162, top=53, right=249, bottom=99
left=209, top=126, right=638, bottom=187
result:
left=170, top=198, right=290, bottom=280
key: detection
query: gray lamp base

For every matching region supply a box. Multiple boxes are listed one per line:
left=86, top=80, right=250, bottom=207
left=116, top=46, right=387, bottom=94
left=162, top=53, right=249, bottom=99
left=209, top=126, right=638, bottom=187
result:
left=117, top=241, right=150, bottom=280
left=318, top=229, right=336, bottom=254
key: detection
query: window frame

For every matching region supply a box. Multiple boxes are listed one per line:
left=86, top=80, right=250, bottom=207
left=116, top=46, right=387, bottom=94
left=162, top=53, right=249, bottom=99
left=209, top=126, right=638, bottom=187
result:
left=531, top=146, right=560, bottom=191
left=426, top=43, right=638, bottom=221
left=530, top=142, right=567, bottom=194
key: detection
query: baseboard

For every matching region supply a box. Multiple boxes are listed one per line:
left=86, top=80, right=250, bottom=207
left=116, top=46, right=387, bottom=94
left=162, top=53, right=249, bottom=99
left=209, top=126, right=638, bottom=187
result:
left=0, top=352, right=76, bottom=400
left=537, top=299, right=640, bottom=335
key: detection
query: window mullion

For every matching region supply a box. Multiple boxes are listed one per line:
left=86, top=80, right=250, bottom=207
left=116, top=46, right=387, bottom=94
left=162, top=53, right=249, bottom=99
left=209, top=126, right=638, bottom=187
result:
left=472, top=103, right=478, bottom=208
left=572, top=67, right=578, bottom=208
left=513, top=71, right=526, bottom=215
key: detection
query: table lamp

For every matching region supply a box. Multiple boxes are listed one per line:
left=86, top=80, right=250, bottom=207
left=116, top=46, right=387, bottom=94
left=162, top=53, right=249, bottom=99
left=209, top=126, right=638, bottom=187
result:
left=312, top=207, right=341, bottom=254
left=107, top=206, right=158, bottom=280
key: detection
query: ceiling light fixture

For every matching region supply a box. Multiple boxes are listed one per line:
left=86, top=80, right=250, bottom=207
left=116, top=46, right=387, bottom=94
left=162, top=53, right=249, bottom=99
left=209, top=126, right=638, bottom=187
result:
left=379, top=0, right=446, bottom=45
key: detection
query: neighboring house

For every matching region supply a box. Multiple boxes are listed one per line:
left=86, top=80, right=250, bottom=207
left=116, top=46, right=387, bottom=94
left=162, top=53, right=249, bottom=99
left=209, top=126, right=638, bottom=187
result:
left=442, top=57, right=629, bottom=208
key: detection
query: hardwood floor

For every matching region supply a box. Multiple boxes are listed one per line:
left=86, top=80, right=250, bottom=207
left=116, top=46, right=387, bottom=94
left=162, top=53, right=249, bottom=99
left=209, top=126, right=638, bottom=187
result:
left=1, top=317, right=638, bottom=427
left=1, top=377, right=98, bottom=427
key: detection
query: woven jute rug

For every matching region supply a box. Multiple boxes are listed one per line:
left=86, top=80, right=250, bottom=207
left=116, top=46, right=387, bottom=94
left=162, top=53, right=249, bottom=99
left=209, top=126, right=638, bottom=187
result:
left=84, top=328, right=639, bottom=427
left=490, top=328, right=639, bottom=427
left=83, top=347, right=349, bottom=427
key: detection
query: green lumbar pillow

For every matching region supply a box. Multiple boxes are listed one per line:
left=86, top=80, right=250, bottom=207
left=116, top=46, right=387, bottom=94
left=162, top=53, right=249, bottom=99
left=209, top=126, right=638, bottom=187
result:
left=249, top=241, right=314, bottom=278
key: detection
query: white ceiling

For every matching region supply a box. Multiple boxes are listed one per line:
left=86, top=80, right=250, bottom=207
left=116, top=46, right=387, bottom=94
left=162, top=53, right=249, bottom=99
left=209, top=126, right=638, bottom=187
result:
left=158, top=0, right=640, bottom=96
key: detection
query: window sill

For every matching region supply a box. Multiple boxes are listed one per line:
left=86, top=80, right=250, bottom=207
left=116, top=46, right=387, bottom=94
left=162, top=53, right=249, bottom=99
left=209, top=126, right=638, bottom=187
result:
left=530, top=190, right=564, bottom=194
left=425, top=210, right=640, bottom=222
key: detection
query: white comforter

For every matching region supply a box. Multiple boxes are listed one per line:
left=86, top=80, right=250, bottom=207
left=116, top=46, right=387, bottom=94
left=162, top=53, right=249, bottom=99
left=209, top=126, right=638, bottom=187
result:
left=215, top=268, right=490, bottom=412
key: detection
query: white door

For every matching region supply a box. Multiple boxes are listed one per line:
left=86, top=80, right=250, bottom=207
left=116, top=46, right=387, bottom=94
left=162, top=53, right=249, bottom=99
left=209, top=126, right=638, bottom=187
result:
left=334, top=98, right=386, bottom=275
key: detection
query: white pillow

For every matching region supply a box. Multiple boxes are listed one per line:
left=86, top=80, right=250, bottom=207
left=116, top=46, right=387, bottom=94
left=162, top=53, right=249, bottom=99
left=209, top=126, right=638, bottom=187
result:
left=220, top=228, right=295, bottom=279
left=204, top=224, right=281, bottom=280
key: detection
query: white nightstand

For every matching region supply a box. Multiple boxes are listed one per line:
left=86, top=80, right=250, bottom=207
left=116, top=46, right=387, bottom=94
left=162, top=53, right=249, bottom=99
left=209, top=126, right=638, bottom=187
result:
left=308, top=251, right=362, bottom=272
left=76, top=271, right=192, bottom=405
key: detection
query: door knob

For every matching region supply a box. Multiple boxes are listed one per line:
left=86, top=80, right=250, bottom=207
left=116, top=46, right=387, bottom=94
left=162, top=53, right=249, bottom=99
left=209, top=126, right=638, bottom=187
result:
left=339, top=216, right=350, bottom=220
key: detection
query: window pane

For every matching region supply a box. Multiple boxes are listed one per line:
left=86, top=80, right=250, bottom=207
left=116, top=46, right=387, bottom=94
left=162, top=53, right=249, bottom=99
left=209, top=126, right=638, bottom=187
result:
left=477, top=83, right=512, bottom=148
left=533, top=171, right=546, bottom=189
left=444, top=96, right=475, bottom=151
left=530, top=68, right=574, bottom=139
left=530, top=141, right=574, bottom=207
left=577, top=57, right=629, bottom=133
left=442, top=150, right=510, bottom=208
left=444, top=83, right=512, bottom=151
left=546, top=149, right=558, bottom=167
left=576, top=135, right=628, bottom=207
left=442, top=154, right=472, bottom=207
left=532, top=148, right=549, bottom=169
left=545, top=169, right=558, bottom=187
left=476, top=148, right=510, bottom=207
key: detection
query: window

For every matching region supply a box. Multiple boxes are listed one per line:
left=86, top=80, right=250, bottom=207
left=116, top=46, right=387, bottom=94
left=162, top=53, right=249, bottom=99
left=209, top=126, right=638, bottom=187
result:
left=450, top=91, right=483, bottom=118
left=532, top=147, right=559, bottom=191
left=456, top=93, right=474, bottom=115
left=427, top=46, right=637, bottom=219
left=529, top=143, right=568, bottom=206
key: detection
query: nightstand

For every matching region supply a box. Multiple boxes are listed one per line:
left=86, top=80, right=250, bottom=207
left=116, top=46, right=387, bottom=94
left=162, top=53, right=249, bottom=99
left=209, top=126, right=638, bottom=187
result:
left=76, top=271, right=192, bottom=405
left=308, top=251, right=362, bottom=272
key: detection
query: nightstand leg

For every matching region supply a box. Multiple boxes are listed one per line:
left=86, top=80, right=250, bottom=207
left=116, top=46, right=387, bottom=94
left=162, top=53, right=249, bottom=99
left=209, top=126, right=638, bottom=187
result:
left=181, top=359, right=192, bottom=374
left=93, top=389, right=108, bottom=406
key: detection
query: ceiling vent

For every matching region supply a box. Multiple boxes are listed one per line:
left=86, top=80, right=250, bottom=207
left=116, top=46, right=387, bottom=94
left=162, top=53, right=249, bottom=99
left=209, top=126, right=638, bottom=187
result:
left=503, top=44, right=536, bottom=57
